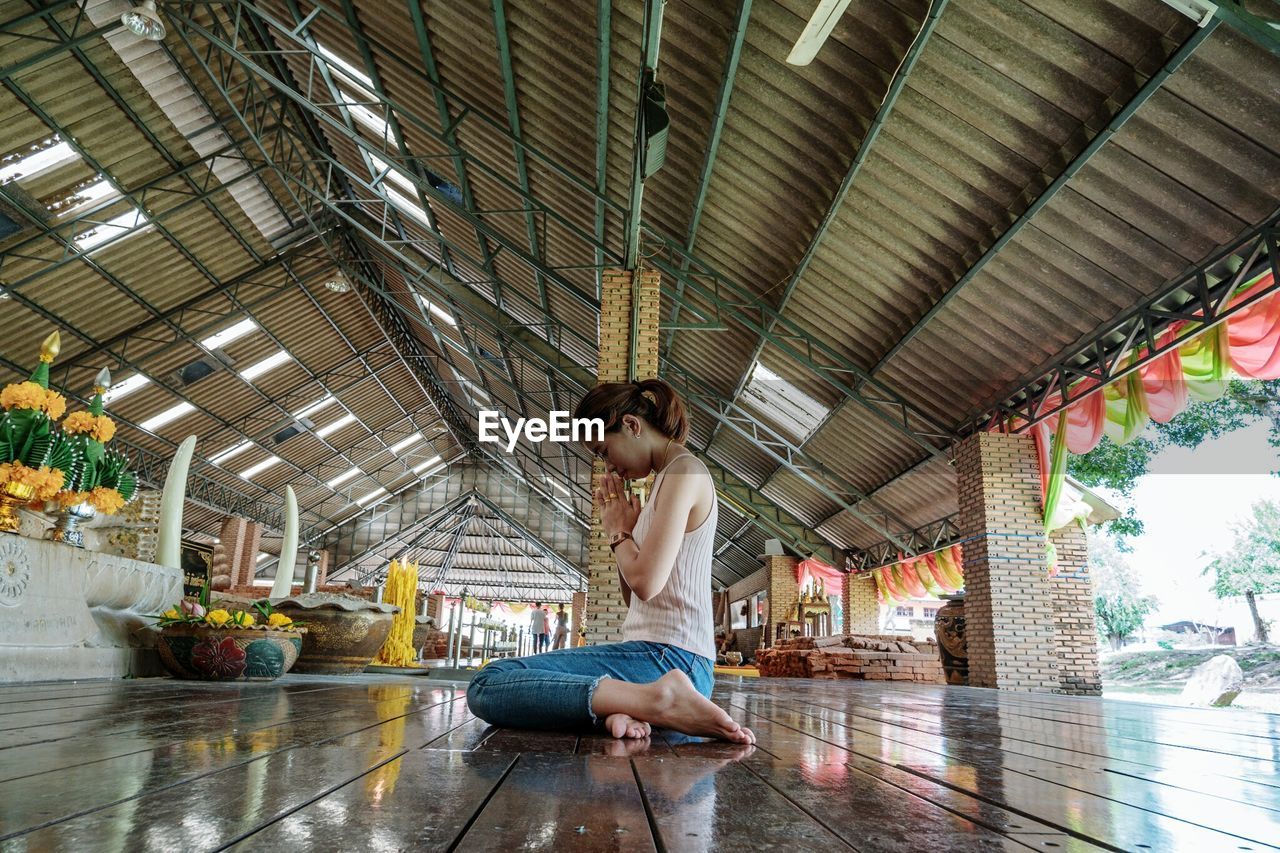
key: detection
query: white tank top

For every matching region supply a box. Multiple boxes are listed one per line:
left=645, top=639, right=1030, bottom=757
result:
left=622, top=457, right=717, bottom=661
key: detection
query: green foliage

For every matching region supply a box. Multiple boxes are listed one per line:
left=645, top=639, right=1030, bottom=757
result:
left=1202, top=500, right=1280, bottom=599
left=1069, top=380, right=1280, bottom=543
left=1090, top=535, right=1157, bottom=647
left=1157, top=639, right=1174, bottom=650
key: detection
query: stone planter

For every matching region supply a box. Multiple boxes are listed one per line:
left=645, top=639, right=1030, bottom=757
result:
left=934, top=593, right=968, bottom=686
left=157, top=623, right=303, bottom=681
left=274, top=593, right=398, bottom=674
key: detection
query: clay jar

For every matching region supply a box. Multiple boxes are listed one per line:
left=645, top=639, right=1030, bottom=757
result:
left=273, top=593, right=399, bottom=674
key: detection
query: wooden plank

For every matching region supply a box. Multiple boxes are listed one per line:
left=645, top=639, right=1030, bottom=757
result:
left=0, top=695, right=468, bottom=839
left=734, top=697, right=1280, bottom=852
left=0, top=683, right=354, bottom=749
left=3, top=695, right=471, bottom=847
left=576, top=733, right=675, bottom=757
left=632, top=754, right=854, bottom=851
left=456, top=753, right=656, bottom=851
left=422, top=714, right=497, bottom=751
left=228, top=749, right=516, bottom=850
left=478, top=728, right=580, bottom=753
left=736, top=712, right=1098, bottom=851
left=792, top=692, right=1280, bottom=808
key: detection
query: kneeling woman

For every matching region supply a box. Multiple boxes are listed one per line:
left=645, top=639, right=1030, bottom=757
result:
left=466, top=379, right=753, bottom=743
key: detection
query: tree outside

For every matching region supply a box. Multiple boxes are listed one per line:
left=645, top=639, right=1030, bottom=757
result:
left=1090, top=535, right=1157, bottom=650
left=1203, top=499, right=1280, bottom=644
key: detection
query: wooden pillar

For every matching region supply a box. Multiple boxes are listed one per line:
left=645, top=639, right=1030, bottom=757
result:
left=956, top=433, right=1057, bottom=691
left=1051, top=524, right=1102, bottom=695
left=584, top=267, right=660, bottom=644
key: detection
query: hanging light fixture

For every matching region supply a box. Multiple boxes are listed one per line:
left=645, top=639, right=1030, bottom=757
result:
left=323, top=274, right=351, bottom=293
left=120, top=1, right=166, bottom=41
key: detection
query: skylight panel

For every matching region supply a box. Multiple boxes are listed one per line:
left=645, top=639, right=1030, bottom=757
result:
left=74, top=207, right=151, bottom=252
left=139, top=401, right=195, bottom=432
left=325, top=466, right=361, bottom=489
left=293, top=394, right=337, bottom=419
left=414, top=292, right=456, bottom=327
left=239, top=350, right=292, bottom=381
left=239, top=455, right=282, bottom=479
left=389, top=432, right=423, bottom=454
left=315, top=412, right=357, bottom=439
left=315, top=43, right=375, bottom=92
left=345, top=97, right=393, bottom=142
left=386, top=187, right=433, bottom=228
left=412, top=455, right=444, bottom=475
left=103, top=373, right=150, bottom=404
left=742, top=362, right=830, bottom=442
left=0, top=139, right=77, bottom=184
left=356, top=486, right=388, bottom=506
left=543, top=476, right=570, bottom=495
left=210, top=440, right=254, bottom=465
left=200, top=318, right=258, bottom=349
left=53, top=177, right=117, bottom=216
left=369, top=153, right=418, bottom=197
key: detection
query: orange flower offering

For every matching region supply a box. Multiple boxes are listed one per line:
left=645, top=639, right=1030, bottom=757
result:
left=0, top=461, right=65, bottom=501
left=0, top=381, right=65, bottom=419
left=87, top=486, right=126, bottom=515
left=63, top=411, right=116, bottom=442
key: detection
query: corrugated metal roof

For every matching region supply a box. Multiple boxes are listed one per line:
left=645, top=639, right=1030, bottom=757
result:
left=2, top=0, right=1277, bottom=589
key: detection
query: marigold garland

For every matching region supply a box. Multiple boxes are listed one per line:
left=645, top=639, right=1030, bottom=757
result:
left=0, top=461, right=65, bottom=500
left=55, top=490, right=91, bottom=509
left=0, top=381, right=65, bottom=420
left=63, top=410, right=116, bottom=442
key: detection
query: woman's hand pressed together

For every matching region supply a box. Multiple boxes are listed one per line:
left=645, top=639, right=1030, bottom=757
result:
left=594, top=471, right=640, bottom=537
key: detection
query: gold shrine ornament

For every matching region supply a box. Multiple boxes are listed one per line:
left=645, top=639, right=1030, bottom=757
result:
left=39, top=331, right=60, bottom=364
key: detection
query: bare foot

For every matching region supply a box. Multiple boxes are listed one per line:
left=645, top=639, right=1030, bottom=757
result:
left=644, top=670, right=755, bottom=744
left=604, top=712, right=652, bottom=739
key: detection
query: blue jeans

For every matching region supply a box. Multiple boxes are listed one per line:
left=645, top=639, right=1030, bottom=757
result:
left=466, top=640, right=715, bottom=731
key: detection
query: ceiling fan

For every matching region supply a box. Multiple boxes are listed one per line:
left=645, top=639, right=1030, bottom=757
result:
left=786, top=0, right=854, bottom=66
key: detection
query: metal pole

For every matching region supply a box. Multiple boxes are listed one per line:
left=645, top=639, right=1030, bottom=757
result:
left=469, top=621, right=477, bottom=667
left=445, top=603, right=457, bottom=667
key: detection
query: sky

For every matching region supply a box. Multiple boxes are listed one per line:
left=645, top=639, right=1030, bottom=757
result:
left=1091, top=419, right=1280, bottom=639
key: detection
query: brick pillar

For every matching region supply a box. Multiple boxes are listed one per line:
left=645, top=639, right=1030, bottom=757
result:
left=212, top=517, right=264, bottom=591
left=956, top=433, right=1057, bottom=692
left=427, top=593, right=446, bottom=623
left=584, top=267, right=661, bottom=644
left=238, top=521, right=263, bottom=588
left=844, top=574, right=879, bottom=635
left=1051, top=524, right=1102, bottom=695
left=763, top=554, right=799, bottom=647
left=571, top=590, right=586, bottom=646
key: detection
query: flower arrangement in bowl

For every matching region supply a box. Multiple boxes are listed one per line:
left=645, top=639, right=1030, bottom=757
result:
left=0, top=332, right=70, bottom=533
left=152, top=587, right=307, bottom=682
left=46, top=367, right=137, bottom=547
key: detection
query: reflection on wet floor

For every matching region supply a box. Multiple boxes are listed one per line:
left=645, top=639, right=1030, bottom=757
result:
left=1, top=673, right=1278, bottom=851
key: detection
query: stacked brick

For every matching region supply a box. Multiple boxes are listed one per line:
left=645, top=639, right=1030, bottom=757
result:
left=584, top=268, right=661, bottom=644
left=957, top=433, right=1059, bottom=692
left=210, top=516, right=263, bottom=590
left=1051, top=524, right=1102, bottom=695
left=757, top=635, right=943, bottom=682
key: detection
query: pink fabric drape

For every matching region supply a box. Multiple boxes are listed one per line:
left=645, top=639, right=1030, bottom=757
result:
left=796, top=557, right=844, bottom=591
left=1227, top=273, right=1280, bottom=378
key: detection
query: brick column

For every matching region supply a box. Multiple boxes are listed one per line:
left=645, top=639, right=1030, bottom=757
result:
left=1051, top=524, right=1102, bottom=695
left=314, top=549, right=330, bottom=587
left=584, top=267, right=660, bottom=644
left=844, top=574, right=879, bottom=634
left=211, top=517, right=264, bottom=591
left=427, top=593, right=446, bottom=623
left=763, top=554, right=799, bottom=647
left=571, top=590, right=586, bottom=646
left=956, top=433, right=1057, bottom=691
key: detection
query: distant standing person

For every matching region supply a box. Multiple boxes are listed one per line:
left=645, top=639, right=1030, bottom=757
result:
left=553, top=604, right=570, bottom=650
left=541, top=606, right=553, bottom=652
left=529, top=602, right=547, bottom=655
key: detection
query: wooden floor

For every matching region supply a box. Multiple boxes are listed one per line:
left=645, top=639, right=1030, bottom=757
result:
left=1, top=675, right=1278, bottom=851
